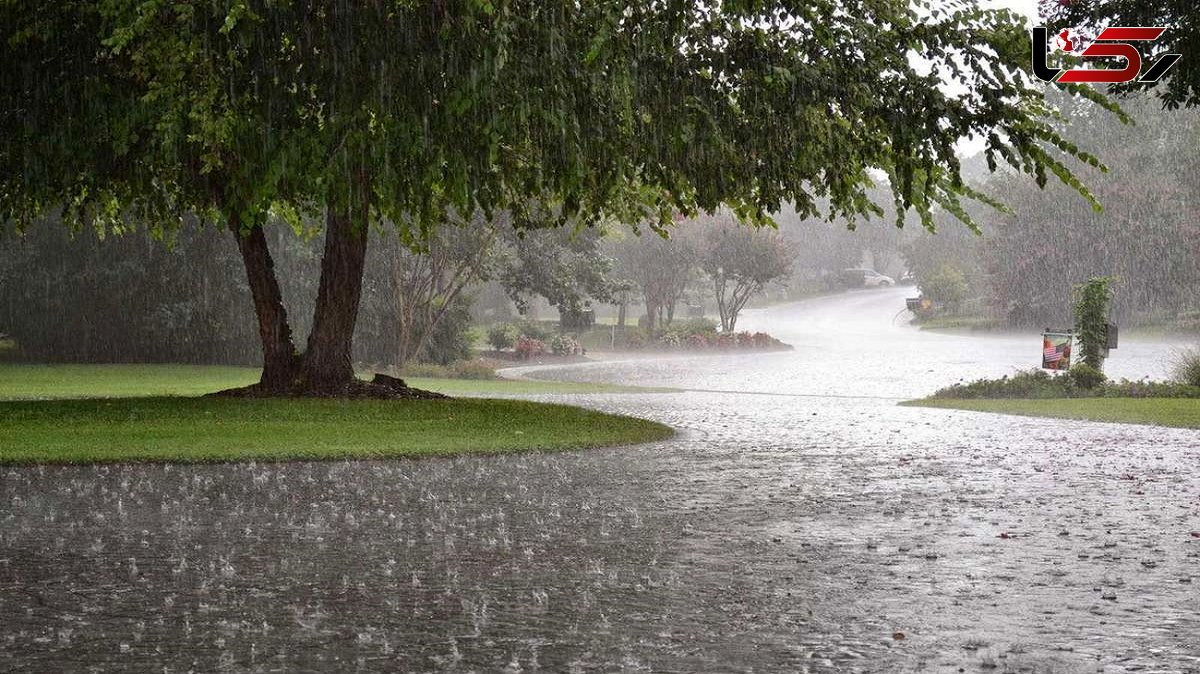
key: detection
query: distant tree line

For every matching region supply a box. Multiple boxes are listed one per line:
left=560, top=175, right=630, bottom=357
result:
left=0, top=209, right=794, bottom=365
left=904, top=94, right=1200, bottom=329
left=608, top=212, right=793, bottom=333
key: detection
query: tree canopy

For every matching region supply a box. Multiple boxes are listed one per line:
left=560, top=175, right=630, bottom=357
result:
left=0, top=0, right=1116, bottom=394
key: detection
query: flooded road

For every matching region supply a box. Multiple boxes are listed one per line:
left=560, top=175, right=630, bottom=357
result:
left=518, top=286, right=1185, bottom=398
left=4, top=290, right=1200, bottom=672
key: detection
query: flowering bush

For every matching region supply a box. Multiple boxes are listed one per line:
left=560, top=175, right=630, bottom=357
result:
left=549, top=334, right=581, bottom=356
left=514, top=336, right=545, bottom=360
left=486, top=323, right=519, bottom=351
left=613, top=324, right=788, bottom=352
left=658, top=330, right=683, bottom=347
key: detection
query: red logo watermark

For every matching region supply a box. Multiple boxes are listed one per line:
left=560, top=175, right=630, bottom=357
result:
left=1032, top=26, right=1181, bottom=84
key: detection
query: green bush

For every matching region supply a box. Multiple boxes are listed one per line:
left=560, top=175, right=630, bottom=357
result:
left=930, top=368, right=1200, bottom=401
left=1068, top=362, right=1106, bottom=390
left=1171, top=348, right=1200, bottom=387
left=450, top=359, right=499, bottom=380
left=487, top=323, right=519, bottom=351
left=1104, top=378, right=1200, bottom=398
left=658, top=330, right=683, bottom=347
left=398, top=359, right=497, bottom=380
left=674, top=317, right=719, bottom=335
left=931, top=369, right=1075, bottom=399
left=921, top=264, right=968, bottom=311
left=1073, top=276, right=1116, bottom=371
left=415, top=297, right=475, bottom=365
left=516, top=319, right=552, bottom=341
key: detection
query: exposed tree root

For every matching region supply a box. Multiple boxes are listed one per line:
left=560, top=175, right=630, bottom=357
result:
left=209, top=373, right=448, bottom=400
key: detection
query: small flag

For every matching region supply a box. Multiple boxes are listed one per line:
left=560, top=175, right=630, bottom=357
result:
left=1042, top=333, right=1072, bottom=370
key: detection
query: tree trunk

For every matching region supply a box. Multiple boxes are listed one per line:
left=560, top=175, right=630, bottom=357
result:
left=643, top=297, right=658, bottom=331
left=300, top=208, right=369, bottom=393
left=229, top=218, right=299, bottom=391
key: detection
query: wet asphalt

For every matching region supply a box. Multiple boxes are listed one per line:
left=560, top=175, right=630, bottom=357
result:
left=3, top=288, right=1199, bottom=672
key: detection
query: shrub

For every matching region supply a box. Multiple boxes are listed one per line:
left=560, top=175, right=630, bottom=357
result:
left=930, top=367, right=1200, bottom=401
left=931, top=369, right=1072, bottom=399
left=1176, top=311, right=1200, bottom=331
left=450, top=359, right=498, bottom=380
left=516, top=320, right=552, bottom=341
left=1073, top=276, right=1116, bottom=371
left=675, top=317, right=719, bottom=335
left=415, top=297, right=474, bottom=365
left=624, top=330, right=647, bottom=349
left=686, top=333, right=710, bottom=349
left=1105, top=378, right=1200, bottom=399
left=1068, top=362, right=1106, bottom=390
left=658, top=330, right=683, bottom=348
left=921, top=264, right=969, bottom=311
left=514, top=336, right=545, bottom=360
left=398, top=359, right=497, bottom=380
left=752, top=331, right=790, bottom=349
left=1171, top=348, right=1200, bottom=387
left=487, top=323, right=519, bottom=351
left=549, top=334, right=581, bottom=356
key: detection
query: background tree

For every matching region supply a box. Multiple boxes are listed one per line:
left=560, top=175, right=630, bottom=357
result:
left=366, top=213, right=499, bottom=367
left=899, top=93, right=1200, bottom=329
left=497, top=225, right=614, bottom=320
left=696, top=215, right=793, bottom=332
left=610, top=230, right=697, bottom=331
left=981, top=94, right=1200, bottom=327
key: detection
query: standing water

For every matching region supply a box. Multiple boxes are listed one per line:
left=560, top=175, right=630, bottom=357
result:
left=3, top=289, right=1199, bottom=672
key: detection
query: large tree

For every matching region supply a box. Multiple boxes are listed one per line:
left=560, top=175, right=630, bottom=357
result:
left=2, top=1, right=1111, bottom=396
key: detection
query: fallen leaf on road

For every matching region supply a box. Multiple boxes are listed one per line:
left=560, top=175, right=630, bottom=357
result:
left=892, top=631, right=906, bottom=640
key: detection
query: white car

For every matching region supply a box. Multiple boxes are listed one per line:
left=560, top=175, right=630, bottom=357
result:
left=843, top=268, right=895, bottom=288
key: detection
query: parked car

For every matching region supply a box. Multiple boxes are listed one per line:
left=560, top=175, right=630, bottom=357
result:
left=840, top=268, right=896, bottom=288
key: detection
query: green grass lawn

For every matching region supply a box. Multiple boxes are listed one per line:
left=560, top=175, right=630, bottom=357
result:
left=0, top=364, right=674, bottom=465
left=913, top=315, right=1004, bottom=332
left=906, top=397, right=1200, bottom=430
left=0, top=363, right=661, bottom=399
left=0, top=397, right=674, bottom=465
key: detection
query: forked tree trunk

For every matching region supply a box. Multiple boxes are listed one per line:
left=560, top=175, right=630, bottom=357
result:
left=644, top=297, right=658, bottom=331
left=229, top=218, right=299, bottom=391
left=300, top=208, right=369, bottom=393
